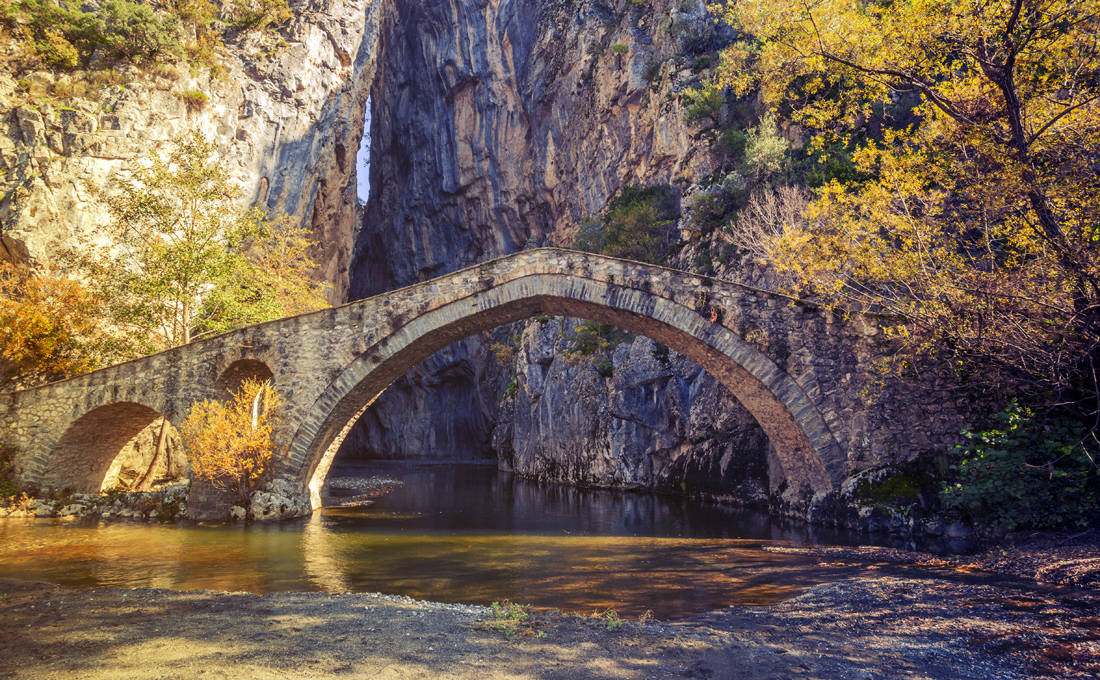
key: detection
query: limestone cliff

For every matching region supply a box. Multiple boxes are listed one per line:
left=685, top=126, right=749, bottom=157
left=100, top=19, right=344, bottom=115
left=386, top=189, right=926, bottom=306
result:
left=0, top=0, right=380, bottom=301
left=343, top=0, right=735, bottom=470
left=492, top=318, right=773, bottom=504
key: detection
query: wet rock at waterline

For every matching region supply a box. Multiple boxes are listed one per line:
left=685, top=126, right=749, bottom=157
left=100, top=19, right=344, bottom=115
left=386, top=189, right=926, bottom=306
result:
left=0, top=482, right=190, bottom=521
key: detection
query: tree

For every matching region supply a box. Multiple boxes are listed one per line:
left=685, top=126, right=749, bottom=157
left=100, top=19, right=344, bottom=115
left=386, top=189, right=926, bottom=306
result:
left=69, top=129, right=326, bottom=483
left=74, top=129, right=328, bottom=357
left=712, top=0, right=1100, bottom=423
left=0, top=0, right=182, bottom=67
left=0, top=262, right=105, bottom=391
left=181, top=378, right=281, bottom=507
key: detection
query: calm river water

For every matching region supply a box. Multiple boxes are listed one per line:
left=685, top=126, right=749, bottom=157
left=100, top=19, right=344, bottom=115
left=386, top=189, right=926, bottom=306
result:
left=0, top=462, right=869, bottom=619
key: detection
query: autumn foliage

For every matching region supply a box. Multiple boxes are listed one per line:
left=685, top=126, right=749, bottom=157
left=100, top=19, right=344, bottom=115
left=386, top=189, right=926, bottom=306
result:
left=713, top=0, right=1100, bottom=420
left=181, top=378, right=282, bottom=505
left=0, top=262, right=104, bottom=391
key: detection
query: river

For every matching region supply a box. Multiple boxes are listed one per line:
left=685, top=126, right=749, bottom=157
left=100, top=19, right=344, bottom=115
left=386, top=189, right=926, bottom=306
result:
left=0, top=462, right=871, bottom=619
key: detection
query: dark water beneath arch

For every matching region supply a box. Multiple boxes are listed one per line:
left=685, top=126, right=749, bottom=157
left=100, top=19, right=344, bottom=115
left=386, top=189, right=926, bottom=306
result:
left=0, top=462, right=872, bottom=619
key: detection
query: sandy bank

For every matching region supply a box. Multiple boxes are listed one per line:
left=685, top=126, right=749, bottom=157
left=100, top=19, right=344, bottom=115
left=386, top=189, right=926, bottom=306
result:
left=1, top=557, right=1097, bottom=680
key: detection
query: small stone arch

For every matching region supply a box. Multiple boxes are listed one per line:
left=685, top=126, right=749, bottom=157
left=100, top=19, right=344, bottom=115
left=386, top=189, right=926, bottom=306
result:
left=288, top=273, right=844, bottom=509
left=216, top=359, right=275, bottom=397
left=42, top=402, right=171, bottom=493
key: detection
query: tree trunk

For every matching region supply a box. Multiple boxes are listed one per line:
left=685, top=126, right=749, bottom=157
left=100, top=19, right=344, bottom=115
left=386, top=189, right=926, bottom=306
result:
left=135, top=418, right=170, bottom=491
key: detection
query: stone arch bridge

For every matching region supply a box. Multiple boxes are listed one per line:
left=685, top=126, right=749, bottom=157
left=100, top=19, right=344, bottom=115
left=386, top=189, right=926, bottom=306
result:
left=0, top=249, right=964, bottom=518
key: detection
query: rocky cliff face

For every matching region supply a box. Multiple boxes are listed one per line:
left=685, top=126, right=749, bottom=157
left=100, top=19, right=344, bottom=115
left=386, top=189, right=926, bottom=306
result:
left=352, top=0, right=710, bottom=295
left=0, top=0, right=380, bottom=301
left=492, top=318, right=774, bottom=504
left=342, top=0, right=738, bottom=471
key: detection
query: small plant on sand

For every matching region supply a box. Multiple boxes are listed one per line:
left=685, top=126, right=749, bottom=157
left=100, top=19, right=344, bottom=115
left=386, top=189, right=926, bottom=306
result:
left=479, top=601, right=545, bottom=638
left=181, top=378, right=281, bottom=507
left=603, top=610, right=623, bottom=631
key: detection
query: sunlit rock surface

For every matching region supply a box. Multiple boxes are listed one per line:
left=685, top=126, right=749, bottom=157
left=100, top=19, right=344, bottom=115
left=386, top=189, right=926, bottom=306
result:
left=0, top=0, right=380, bottom=301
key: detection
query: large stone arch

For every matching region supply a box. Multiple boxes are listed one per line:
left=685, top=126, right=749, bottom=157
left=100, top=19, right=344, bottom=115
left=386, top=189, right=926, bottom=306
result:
left=289, top=273, right=845, bottom=509
left=41, top=402, right=166, bottom=493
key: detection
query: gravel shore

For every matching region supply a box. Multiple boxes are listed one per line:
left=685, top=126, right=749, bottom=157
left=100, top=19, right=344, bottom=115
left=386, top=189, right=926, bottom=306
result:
left=2, top=543, right=1097, bottom=680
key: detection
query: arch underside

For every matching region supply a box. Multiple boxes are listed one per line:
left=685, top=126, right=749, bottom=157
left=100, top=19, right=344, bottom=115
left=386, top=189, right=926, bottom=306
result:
left=41, top=402, right=164, bottom=493
left=216, top=359, right=275, bottom=397
left=291, top=274, right=844, bottom=510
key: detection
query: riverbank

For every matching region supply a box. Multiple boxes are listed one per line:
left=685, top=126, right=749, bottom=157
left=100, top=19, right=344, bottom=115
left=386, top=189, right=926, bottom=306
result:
left=764, top=529, right=1100, bottom=588
left=1, top=543, right=1097, bottom=679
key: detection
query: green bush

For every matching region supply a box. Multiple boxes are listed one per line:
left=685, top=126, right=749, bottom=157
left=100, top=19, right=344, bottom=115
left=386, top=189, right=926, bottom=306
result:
left=230, top=0, right=293, bottom=32
left=691, top=53, right=714, bottom=73
left=789, top=141, right=867, bottom=188
left=572, top=184, right=680, bottom=265
left=942, top=402, right=1099, bottom=532
left=2, top=0, right=180, bottom=67
left=177, top=88, right=207, bottom=111
left=682, top=82, right=724, bottom=125
left=715, top=127, right=747, bottom=168
left=687, top=178, right=746, bottom=236
left=565, top=321, right=630, bottom=358
left=35, top=28, right=79, bottom=68
left=744, top=115, right=788, bottom=180
left=93, top=0, right=181, bottom=62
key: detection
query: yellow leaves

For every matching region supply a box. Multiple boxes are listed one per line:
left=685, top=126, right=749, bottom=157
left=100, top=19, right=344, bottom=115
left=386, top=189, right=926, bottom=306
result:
left=710, top=0, right=1100, bottom=404
left=715, top=43, right=759, bottom=97
left=0, top=262, right=106, bottom=390
left=181, top=378, right=282, bottom=502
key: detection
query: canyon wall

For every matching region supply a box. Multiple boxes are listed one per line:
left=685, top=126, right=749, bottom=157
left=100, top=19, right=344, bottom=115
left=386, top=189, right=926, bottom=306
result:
left=342, top=0, right=758, bottom=486
left=492, top=317, right=774, bottom=505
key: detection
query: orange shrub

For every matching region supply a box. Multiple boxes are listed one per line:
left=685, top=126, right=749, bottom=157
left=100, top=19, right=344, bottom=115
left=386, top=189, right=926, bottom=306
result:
left=0, top=262, right=104, bottom=390
left=181, top=378, right=281, bottom=505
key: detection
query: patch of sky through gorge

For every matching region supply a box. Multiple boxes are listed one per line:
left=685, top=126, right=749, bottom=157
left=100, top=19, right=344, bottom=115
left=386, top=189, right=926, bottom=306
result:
left=356, top=96, right=372, bottom=205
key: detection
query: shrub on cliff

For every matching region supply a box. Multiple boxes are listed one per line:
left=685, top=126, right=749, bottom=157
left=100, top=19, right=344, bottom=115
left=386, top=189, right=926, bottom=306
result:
left=181, top=378, right=281, bottom=506
left=86, top=0, right=182, bottom=63
left=228, top=0, right=292, bottom=32
left=573, top=184, right=680, bottom=266
left=0, top=0, right=181, bottom=67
